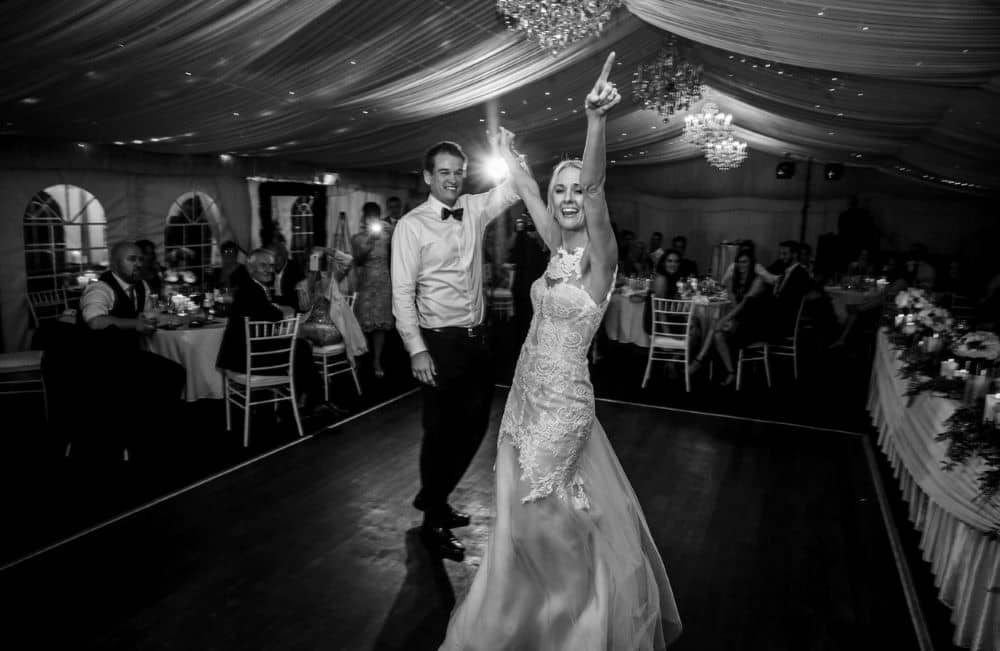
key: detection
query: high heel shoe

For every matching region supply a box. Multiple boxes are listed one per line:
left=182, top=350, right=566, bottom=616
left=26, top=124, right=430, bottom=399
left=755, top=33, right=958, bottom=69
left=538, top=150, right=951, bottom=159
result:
left=720, top=373, right=736, bottom=387
left=687, top=358, right=703, bottom=376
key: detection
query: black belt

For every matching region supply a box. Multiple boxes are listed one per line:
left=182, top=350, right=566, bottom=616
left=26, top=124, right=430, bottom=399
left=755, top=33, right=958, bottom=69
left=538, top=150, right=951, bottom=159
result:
left=422, top=324, right=487, bottom=339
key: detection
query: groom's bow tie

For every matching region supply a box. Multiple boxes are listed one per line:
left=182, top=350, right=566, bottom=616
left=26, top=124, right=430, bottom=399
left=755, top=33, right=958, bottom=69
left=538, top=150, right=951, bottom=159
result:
left=441, top=207, right=464, bottom=222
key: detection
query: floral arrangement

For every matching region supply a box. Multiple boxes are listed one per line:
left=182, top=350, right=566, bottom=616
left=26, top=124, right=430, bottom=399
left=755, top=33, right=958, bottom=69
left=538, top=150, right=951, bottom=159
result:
left=916, top=306, right=953, bottom=333
left=895, top=287, right=931, bottom=311
left=954, top=331, right=1000, bottom=361
left=886, top=289, right=1000, bottom=502
left=938, top=405, right=1000, bottom=502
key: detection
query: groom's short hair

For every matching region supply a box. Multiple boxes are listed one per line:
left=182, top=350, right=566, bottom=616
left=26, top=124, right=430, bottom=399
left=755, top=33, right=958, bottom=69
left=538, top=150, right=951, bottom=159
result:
left=423, top=141, right=467, bottom=173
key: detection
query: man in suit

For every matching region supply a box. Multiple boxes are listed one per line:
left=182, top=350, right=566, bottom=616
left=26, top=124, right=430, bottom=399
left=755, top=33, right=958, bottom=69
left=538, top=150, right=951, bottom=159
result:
left=78, top=240, right=185, bottom=454
left=267, top=237, right=304, bottom=310
left=771, top=241, right=811, bottom=338
left=392, top=139, right=520, bottom=560
left=767, top=240, right=796, bottom=277
left=217, top=248, right=324, bottom=412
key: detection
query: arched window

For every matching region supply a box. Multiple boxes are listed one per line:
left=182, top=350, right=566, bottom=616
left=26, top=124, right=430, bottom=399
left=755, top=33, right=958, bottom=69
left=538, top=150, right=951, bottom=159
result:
left=290, top=196, right=315, bottom=264
left=165, top=192, right=219, bottom=286
left=23, top=184, right=107, bottom=293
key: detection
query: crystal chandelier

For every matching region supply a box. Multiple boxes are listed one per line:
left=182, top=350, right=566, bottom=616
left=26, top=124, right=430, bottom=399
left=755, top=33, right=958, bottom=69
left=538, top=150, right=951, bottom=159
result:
left=704, top=137, right=749, bottom=171
left=681, top=102, right=733, bottom=147
left=496, top=0, right=623, bottom=54
left=631, top=36, right=703, bottom=123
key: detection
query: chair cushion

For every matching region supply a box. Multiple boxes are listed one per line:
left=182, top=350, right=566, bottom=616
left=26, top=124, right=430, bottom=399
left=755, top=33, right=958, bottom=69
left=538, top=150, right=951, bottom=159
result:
left=225, top=371, right=290, bottom=388
left=0, top=350, right=43, bottom=372
left=312, top=342, right=346, bottom=356
left=491, top=288, right=513, bottom=298
left=651, top=335, right=686, bottom=349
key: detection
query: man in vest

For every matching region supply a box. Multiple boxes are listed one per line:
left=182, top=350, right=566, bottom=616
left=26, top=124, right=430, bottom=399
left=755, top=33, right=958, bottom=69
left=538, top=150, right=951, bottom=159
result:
left=79, top=240, right=185, bottom=454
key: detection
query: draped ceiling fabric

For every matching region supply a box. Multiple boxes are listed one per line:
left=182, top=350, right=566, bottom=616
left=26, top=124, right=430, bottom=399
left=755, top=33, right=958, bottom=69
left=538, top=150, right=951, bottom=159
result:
left=1, top=0, right=998, bottom=192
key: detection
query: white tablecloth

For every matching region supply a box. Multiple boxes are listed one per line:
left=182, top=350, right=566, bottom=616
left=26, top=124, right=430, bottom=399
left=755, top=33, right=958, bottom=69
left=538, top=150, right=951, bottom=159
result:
left=144, top=319, right=227, bottom=401
left=827, top=287, right=881, bottom=323
left=868, top=331, right=1000, bottom=650
left=603, top=294, right=729, bottom=349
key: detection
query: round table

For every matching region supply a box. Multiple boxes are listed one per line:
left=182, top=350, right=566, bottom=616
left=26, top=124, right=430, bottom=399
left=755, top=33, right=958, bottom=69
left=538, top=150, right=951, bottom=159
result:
left=603, top=293, right=730, bottom=348
left=144, top=318, right=227, bottom=401
left=825, top=287, right=882, bottom=323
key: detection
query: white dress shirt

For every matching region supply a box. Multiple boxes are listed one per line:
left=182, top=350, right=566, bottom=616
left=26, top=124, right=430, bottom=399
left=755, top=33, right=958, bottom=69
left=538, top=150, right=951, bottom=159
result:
left=81, top=273, right=151, bottom=323
left=391, top=182, right=519, bottom=356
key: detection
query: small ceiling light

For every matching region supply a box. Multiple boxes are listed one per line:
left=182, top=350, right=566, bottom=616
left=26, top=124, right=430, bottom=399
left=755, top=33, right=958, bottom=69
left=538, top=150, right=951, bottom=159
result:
left=19, top=97, right=40, bottom=105
left=132, top=139, right=144, bottom=144
left=184, top=71, right=192, bottom=76
left=219, top=154, right=233, bottom=162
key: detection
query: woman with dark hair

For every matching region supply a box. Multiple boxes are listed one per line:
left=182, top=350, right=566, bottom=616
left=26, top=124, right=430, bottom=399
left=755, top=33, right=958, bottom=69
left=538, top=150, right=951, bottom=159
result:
left=351, top=201, right=394, bottom=378
left=652, top=248, right=685, bottom=299
left=690, top=249, right=769, bottom=385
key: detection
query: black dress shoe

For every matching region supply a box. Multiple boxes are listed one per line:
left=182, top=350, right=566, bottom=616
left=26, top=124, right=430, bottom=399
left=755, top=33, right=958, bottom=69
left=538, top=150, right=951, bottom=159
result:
left=413, top=496, right=471, bottom=529
left=421, top=524, right=465, bottom=561
left=442, top=506, right=471, bottom=529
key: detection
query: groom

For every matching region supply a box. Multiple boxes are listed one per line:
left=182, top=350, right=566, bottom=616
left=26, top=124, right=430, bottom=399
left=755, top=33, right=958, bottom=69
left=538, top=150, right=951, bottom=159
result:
left=391, top=139, right=520, bottom=559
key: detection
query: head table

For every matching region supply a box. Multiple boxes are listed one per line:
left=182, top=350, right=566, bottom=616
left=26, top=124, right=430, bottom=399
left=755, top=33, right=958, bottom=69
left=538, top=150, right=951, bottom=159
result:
left=868, top=329, right=999, bottom=650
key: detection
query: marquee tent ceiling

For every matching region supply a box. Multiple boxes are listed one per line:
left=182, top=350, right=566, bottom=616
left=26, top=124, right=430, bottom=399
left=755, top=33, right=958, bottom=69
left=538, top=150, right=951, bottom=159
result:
left=1, top=0, right=998, bottom=193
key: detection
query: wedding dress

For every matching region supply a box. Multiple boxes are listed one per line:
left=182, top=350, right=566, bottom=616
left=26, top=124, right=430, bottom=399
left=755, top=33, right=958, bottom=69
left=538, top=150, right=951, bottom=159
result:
left=440, top=246, right=682, bottom=650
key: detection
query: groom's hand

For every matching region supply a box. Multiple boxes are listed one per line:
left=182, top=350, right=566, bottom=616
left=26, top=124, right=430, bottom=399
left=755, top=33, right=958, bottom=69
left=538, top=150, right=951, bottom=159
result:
left=411, top=351, right=437, bottom=386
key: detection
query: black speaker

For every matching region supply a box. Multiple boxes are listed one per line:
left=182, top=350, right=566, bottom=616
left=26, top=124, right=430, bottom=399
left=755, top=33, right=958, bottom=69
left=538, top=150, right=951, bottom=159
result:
left=824, top=163, right=844, bottom=180
left=776, top=161, right=796, bottom=179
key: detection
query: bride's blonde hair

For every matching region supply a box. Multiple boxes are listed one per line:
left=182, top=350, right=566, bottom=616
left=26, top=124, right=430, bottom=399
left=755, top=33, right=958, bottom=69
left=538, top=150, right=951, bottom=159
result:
left=546, top=159, right=583, bottom=226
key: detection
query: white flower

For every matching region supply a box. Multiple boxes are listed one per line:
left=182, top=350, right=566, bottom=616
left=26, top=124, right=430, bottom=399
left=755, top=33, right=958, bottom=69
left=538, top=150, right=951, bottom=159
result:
left=916, top=306, right=953, bottom=333
left=954, top=331, right=1000, bottom=360
left=164, top=270, right=179, bottom=283
left=180, top=270, right=196, bottom=284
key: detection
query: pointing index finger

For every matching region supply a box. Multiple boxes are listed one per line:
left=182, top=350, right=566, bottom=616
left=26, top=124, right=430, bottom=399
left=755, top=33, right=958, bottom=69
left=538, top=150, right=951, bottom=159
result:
left=598, top=51, right=616, bottom=84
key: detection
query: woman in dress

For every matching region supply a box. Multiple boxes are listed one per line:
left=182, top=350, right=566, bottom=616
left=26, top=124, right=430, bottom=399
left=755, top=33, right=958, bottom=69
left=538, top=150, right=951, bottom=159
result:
left=440, top=52, right=681, bottom=651
left=689, top=248, right=770, bottom=385
left=351, top=202, right=394, bottom=378
left=295, top=247, right=367, bottom=359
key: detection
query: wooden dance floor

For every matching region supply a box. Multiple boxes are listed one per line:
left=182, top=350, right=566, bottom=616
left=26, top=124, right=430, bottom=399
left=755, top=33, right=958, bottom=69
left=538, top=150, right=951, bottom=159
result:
left=0, top=390, right=921, bottom=650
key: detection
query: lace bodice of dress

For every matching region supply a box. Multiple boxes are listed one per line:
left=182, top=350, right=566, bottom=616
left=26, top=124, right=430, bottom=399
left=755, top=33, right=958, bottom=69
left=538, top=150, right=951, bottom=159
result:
left=498, top=246, right=613, bottom=508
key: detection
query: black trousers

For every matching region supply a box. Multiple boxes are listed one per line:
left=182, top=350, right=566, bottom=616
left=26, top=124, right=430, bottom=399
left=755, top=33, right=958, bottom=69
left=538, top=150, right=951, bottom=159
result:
left=416, top=327, right=495, bottom=523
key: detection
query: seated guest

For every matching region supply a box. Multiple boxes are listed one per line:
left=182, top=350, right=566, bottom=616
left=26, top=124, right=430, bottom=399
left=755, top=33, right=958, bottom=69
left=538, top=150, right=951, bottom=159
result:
left=721, top=240, right=778, bottom=286
left=690, top=249, right=771, bottom=386
left=646, top=232, right=665, bottom=271
left=135, top=239, right=164, bottom=298
left=672, top=235, right=698, bottom=279
left=652, top=249, right=686, bottom=299
left=217, top=248, right=325, bottom=414
left=210, top=240, right=251, bottom=293
left=766, top=240, right=796, bottom=277
left=80, top=240, right=185, bottom=453
left=296, top=247, right=367, bottom=361
left=771, top=242, right=811, bottom=338
left=905, top=242, right=936, bottom=290
left=645, top=248, right=686, bottom=336
left=267, top=236, right=305, bottom=309
left=846, top=248, right=875, bottom=277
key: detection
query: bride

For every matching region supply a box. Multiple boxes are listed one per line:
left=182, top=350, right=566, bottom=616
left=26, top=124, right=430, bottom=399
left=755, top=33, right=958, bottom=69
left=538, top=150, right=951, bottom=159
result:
left=440, top=52, right=682, bottom=650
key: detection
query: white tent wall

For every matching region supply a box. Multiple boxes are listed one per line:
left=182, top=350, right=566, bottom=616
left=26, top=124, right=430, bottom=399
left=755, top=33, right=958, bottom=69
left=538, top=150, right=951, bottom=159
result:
left=605, top=151, right=996, bottom=278
left=0, top=167, right=252, bottom=352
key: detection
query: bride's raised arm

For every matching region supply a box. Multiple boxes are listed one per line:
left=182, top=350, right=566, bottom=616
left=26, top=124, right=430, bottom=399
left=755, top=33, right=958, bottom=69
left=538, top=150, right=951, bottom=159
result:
left=495, top=127, right=560, bottom=252
left=581, top=51, right=620, bottom=276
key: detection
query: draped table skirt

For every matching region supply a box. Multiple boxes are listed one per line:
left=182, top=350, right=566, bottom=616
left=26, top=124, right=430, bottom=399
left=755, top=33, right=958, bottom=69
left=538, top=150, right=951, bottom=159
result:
left=868, top=330, right=1000, bottom=650
left=143, top=319, right=227, bottom=402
